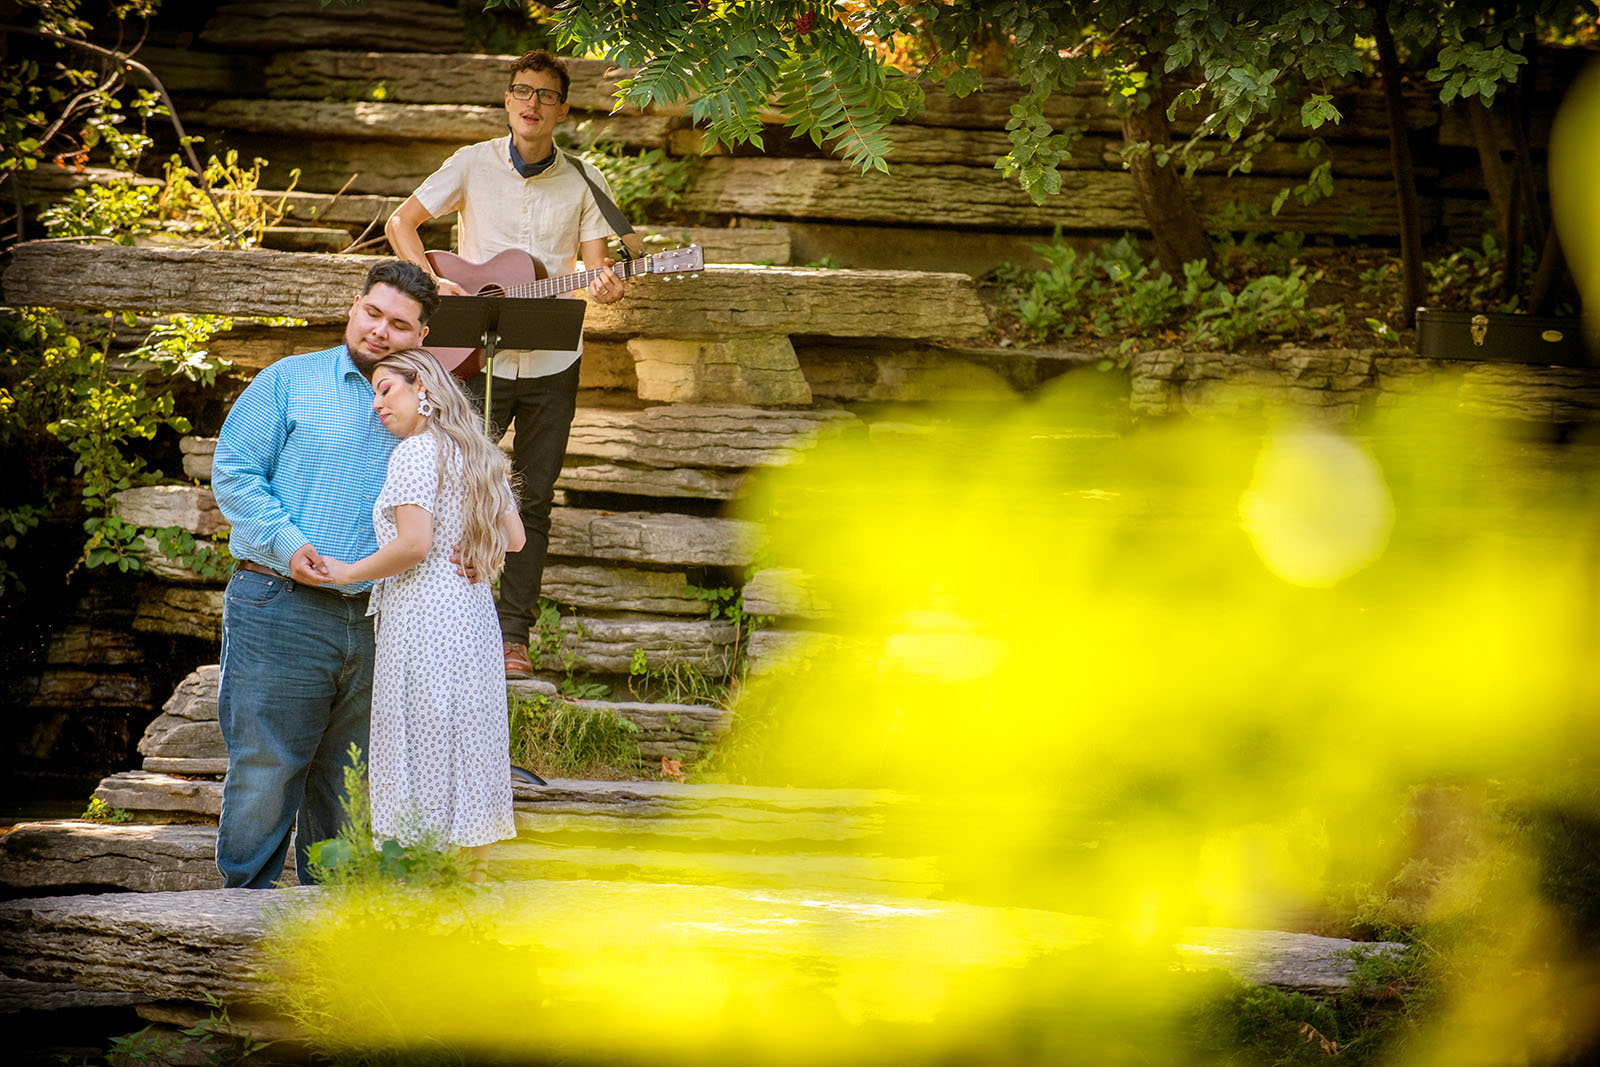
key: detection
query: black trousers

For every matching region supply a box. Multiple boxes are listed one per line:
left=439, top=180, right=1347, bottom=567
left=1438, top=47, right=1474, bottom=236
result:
left=466, top=358, right=581, bottom=644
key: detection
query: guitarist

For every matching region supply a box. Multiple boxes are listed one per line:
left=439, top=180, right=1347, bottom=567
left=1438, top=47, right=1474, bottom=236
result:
left=385, top=49, right=646, bottom=680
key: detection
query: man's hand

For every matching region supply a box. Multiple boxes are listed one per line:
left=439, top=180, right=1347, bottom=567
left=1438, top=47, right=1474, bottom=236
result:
left=436, top=276, right=471, bottom=297
left=588, top=260, right=625, bottom=304
left=450, top=541, right=483, bottom=583
left=288, top=543, right=331, bottom=586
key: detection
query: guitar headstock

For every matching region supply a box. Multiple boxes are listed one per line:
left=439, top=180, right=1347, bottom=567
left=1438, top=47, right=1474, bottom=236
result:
left=647, top=245, right=705, bottom=277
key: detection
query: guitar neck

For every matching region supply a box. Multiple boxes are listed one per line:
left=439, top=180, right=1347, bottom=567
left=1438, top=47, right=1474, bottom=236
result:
left=507, top=256, right=650, bottom=300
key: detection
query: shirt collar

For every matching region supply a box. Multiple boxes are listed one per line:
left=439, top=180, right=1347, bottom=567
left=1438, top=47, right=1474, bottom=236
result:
left=337, top=345, right=371, bottom=386
left=507, top=130, right=559, bottom=178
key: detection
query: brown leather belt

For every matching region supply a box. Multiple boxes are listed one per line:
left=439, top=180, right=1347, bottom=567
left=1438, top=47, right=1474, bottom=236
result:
left=233, top=559, right=286, bottom=580
left=233, top=558, right=363, bottom=598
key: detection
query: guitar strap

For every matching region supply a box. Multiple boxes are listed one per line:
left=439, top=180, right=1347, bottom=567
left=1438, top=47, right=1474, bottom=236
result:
left=562, top=151, right=636, bottom=263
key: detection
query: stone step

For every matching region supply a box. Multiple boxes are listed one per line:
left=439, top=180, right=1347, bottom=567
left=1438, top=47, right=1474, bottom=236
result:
left=250, top=50, right=1434, bottom=143
left=184, top=95, right=1410, bottom=185
left=91, top=772, right=895, bottom=833
left=116, top=485, right=756, bottom=563
left=193, top=98, right=677, bottom=148
left=178, top=401, right=847, bottom=500
left=540, top=616, right=736, bottom=676
left=489, top=842, right=941, bottom=897
left=0, top=883, right=1407, bottom=1012
left=0, top=970, right=149, bottom=1013
left=540, top=564, right=708, bottom=615
left=257, top=225, right=356, bottom=253
left=135, top=666, right=730, bottom=770
left=677, top=157, right=1418, bottom=238
left=742, top=568, right=829, bottom=620
left=0, top=822, right=246, bottom=893
left=548, top=507, right=757, bottom=568
left=564, top=404, right=857, bottom=470
left=199, top=1, right=468, bottom=53
left=10, top=776, right=894, bottom=894
left=2, top=244, right=992, bottom=342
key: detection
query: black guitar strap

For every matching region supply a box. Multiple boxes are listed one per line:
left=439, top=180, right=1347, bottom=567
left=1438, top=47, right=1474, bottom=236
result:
left=562, top=151, right=636, bottom=263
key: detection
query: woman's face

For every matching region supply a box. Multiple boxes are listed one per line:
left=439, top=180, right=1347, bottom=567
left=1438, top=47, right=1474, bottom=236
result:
left=372, top=367, right=428, bottom=437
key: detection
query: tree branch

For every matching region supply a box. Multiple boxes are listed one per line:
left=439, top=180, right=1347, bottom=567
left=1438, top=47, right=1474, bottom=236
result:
left=5, top=25, right=243, bottom=246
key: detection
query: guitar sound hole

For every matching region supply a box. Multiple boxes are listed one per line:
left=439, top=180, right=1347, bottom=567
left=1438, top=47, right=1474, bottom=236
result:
left=479, top=285, right=506, bottom=298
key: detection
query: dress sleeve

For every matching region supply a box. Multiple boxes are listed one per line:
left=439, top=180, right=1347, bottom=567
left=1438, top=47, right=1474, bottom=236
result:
left=379, top=434, right=439, bottom=523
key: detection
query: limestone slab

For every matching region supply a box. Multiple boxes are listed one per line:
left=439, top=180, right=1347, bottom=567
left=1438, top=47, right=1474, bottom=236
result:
left=45, top=625, right=144, bottom=668
left=549, top=507, right=758, bottom=567
left=566, top=699, right=732, bottom=763
left=629, top=335, right=812, bottom=405
left=139, top=716, right=226, bottom=764
left=164, top=665, right=222, bottom=721
left=644, top=225, right=792, bottom=266
left=209, top=324, right=346, bottom=373
left=3, top=244, right=990, bottom=342
left=543, top=615, right=737, bottom=675
left=95, top=770, right=223, bottom=820
left=200, top=1, right=466, bottom=51
left=488, top=844, right=943, bottom=897
left=541, top=564, right=706, bottom=615
left=0, top=886, right=303, bottom=1003
left=265, top=53, right=630, bottom=114
left=0, top=882, right=1405, bottom=1011
left=194, top=99, right=678, bottom=150
left=581, top=262, right=992, bottom=342
left=742, top=568, right=830, bottom=620
left=112, top=485, right=226, bottom=536
left=745, top=629, right=848, bottom=674
left=566, top=405, right=857, bottom=470
left=180, top=435, right=217, bottom=481
left=1128, top=347, right=1600, bottom=424
left=137, top=45, right=267, bottom=96
left=133, top=586, right=224, bottom=642
left=143, top=758, right=231, bottom=776
left=0, top=822, right=227, bottom=893
left=21, top=669, right=151, bottom=710
left=556, top=460, right=745, bottom=501
left=678, top=158, right=1412, bottom=238
left=0, top=970, right=150, bottom=1013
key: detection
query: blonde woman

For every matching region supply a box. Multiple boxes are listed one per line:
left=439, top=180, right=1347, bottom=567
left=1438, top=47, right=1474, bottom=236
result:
left=322, top=348, right=524, bottom=863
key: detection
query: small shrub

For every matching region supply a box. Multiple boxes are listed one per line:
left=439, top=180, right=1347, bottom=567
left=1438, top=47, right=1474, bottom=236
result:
left=82, top=796, right=132, bottom=823
left=995, top=232, right=1340, bottom=352
left=508, top=693, right=642, bottom=779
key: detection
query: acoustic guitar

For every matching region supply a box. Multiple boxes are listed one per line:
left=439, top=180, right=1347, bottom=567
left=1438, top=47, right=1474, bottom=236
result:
left=422, top=245, right=704, bottom=377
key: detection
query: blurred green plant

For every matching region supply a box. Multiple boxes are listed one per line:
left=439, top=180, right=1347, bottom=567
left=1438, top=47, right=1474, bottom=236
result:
left=561, top=132, right=698, bottom=220
left=0, top=306, right=232, bottom=579
left=994, top=232, right=1340, bottom=352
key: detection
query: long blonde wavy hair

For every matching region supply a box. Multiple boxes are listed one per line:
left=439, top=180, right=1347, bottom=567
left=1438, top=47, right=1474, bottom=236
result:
left=372, top=348, right=519, bottom=580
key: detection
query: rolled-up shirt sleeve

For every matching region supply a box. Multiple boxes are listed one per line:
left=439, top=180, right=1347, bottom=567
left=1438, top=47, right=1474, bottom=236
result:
left=212, top=366, right=308, bottom=573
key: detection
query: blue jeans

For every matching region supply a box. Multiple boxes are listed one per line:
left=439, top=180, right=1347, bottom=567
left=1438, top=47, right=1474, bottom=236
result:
left=215, top=569, right=374, bottom=888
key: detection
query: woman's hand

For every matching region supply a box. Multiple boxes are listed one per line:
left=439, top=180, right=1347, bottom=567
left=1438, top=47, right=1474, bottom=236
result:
left=321, top=557, right=354, bottom=586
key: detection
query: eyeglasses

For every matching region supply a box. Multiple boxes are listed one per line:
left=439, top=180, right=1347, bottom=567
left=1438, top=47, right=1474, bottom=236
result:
left=508, top=85, right=565, bottom=105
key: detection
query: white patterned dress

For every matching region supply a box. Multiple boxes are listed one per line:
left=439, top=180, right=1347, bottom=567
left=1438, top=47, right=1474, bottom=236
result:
left=367, top=430, right=515, bottom=848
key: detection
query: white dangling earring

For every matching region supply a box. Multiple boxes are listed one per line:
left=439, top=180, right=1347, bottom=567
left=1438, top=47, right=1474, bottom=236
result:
left=417, top=390, right=434, bottom=418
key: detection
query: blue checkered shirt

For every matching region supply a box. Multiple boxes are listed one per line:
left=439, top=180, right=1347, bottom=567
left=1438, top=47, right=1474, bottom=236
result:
left=212, top=344, right=397, bottom=592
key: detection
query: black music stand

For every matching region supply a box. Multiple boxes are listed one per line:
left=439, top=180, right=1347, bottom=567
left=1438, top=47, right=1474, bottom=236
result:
left=424, top=295, right=586, bottom=432
left=422, top=296, right=586, bottom=790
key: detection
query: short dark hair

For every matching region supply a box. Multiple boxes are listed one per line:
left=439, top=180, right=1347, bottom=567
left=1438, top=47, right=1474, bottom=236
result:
left=363, top=260, right=440, bottom=324
left=509, top=50, right=570, bottom=100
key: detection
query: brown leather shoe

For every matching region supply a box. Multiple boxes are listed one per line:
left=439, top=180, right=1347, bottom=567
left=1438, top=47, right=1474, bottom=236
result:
left=503, top=641, right=534, bottom=680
